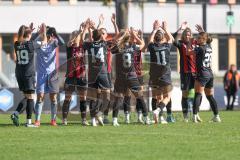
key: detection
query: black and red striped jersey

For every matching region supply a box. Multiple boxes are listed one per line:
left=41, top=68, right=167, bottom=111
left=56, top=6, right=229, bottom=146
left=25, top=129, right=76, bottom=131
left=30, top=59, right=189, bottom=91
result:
left=65, top=44, right=86, bottom=78
left=134, top=50, right=142, bottom=77
left=174, top=39, right=197, bottom=74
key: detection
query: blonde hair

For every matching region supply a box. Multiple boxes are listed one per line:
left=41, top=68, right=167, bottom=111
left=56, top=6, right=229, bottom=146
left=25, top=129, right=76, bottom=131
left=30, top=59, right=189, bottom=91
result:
left=68, top=30, right=81, bottom=46
left=181, top=27, right=192, bottom=42
left=117, top=30, right=130, bottom=51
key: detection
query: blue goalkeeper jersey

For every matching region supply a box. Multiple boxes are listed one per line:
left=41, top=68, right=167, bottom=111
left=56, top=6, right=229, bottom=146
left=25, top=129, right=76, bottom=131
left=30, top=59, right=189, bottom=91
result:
left=36, top=40, right=58, bottom=75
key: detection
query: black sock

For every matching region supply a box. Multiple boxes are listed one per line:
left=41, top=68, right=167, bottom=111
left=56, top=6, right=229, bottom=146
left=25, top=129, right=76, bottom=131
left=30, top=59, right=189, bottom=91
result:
left=90, top=100, right=101, bottom=118
left=102, top=99, right=110, bottom=115
left=62, top=100, right=70, bottom=120
left=166, top=99, right=172, bottom=115
left=206, top=95, right=219, bottom=115
left=16, top=98, right=27, bottom=114
left=158, top=102, right=166, bottom=116
left=136, top=98, right=142, bottom=113
left=152, top=98, right=157, bottom=111
left=181, top=97, right=189, bottom=115
left=193, top=93, right=202, bottom=115
left=80, top=100, right=87, bottom=120
left=104, top=102, right=111, bottom=116
left=226, top=93, right=230, bottom=109
left=112, top=97, right=123, bottom=118
left=26, top=99, right=34, bottom=120
left=231, top=94, right=236, bottom=110
left=137, top=97, right=148, bottom=117
left=123, top=96, right=131, bottom=114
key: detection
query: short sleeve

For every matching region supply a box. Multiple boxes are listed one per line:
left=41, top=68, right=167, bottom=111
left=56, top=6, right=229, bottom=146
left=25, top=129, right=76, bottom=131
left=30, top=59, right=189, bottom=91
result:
left=173, top=40, right=181, bottom=49
left=33, top=41, right=42, bottom=49
left=148, top=43, right=154, bottom=52
left=83, top=42, right=91, bottom=50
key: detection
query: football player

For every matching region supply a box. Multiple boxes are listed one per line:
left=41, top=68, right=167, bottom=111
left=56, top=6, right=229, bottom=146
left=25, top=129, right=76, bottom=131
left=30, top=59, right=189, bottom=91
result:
left=147, top=20, right=174, bottom=124
left=111, top=28, right=151, bottom=126
left=62, top=21, right=89, bottom=126
left=193, top=31, right=221, bottom=123
left=34, top=24, right=65, bottom=126
left=11, top=23, right=41, bottom=127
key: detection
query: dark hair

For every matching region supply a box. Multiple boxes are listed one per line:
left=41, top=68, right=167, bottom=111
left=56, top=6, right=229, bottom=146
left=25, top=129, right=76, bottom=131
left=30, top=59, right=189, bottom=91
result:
left=207, top=34, right=212, bottom=44
left=18, top=25, right=26, bottom=41
left=47, top=26, right=56, bottom=36
left=99, top=28, right=107, bottom=33
left=92, top=29, right=102, bottom=41
left=154, top=30, right=164, bottom=42
left=23, top=27, right=32, bottom=38
left=198, top=32, right=212, bottom=44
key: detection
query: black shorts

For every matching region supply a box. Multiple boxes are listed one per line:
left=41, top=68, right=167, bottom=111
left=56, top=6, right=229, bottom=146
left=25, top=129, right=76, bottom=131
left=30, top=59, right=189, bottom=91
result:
left=16, top=73, right=35, bottom=94
left=151, top=84, right=173, bottom=96
left=138, top=76, right=144, bottom=86
left=88, top=73, right=111, bottom=90
left=180, top=73, right=195, bottom=91
left=197, top=76, right=214, bottom=88
left=114, top=77, right=141, bottom=94
left=64, top=77, right=87, bottom=91
left=149, top=71, right=172, bottom=88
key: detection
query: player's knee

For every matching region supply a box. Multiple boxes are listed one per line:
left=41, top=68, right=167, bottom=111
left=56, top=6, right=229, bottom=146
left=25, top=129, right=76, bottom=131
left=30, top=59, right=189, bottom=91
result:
left=37, top=95, right=44, bottom=103
left=50, top=94, right=57, bottom=103
left=24, top=93, right=35, bottom=100
left=204, top=88, right=213, bottom=96
left=65, top=95, right=72, bottom=101
left=79, top=96, right=86, bottom=101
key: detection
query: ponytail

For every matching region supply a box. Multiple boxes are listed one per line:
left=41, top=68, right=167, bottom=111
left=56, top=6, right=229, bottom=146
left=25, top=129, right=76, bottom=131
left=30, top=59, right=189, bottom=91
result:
left=17, top=25, right=26, bottom=42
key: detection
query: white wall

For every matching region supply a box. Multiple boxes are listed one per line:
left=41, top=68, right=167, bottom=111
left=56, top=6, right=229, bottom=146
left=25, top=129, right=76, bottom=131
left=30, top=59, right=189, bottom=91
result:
left=0, top=2, right=240, bottom=34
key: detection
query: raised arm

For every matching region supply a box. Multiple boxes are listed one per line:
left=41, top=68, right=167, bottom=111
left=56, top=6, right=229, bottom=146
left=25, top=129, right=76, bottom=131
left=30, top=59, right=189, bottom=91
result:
left=52, top=28, right=65, bottom=46
left=173, top=21, right=187, bottom=40
left=130, top=27, right=145, bottom=50
left=97, top=14, right=104, bottom=29
left=195, top=24, right=205, bottom=33
left=88, top=19, right=94, bottom=42
left=41, top=23, right=47, bottom=45
left=162, top=21, right=174, bottom=44
left=148, top=20, right=160, bottom=44
left=111, top=13, right=119, bottom=39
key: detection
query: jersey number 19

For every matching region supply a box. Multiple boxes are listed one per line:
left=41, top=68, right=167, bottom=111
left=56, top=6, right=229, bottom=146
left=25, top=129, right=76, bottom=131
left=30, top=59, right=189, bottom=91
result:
left=16, top=50, right=29, bottom=65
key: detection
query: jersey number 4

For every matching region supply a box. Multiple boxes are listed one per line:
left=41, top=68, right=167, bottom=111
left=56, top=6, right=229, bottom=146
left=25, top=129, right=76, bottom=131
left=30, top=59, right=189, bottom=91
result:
left=91, top=47, right=104, bottom=63
left=16, top=50, right=29, bottom=65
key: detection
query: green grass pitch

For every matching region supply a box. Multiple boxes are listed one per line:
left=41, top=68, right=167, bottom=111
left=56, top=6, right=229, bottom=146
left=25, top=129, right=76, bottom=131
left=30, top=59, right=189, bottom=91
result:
left=0, top=111, right=240, bottom=160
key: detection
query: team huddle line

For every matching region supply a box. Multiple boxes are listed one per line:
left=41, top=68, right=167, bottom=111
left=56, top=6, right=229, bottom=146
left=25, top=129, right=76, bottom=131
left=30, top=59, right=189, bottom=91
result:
left=11, top=13, right=221, bottom=127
